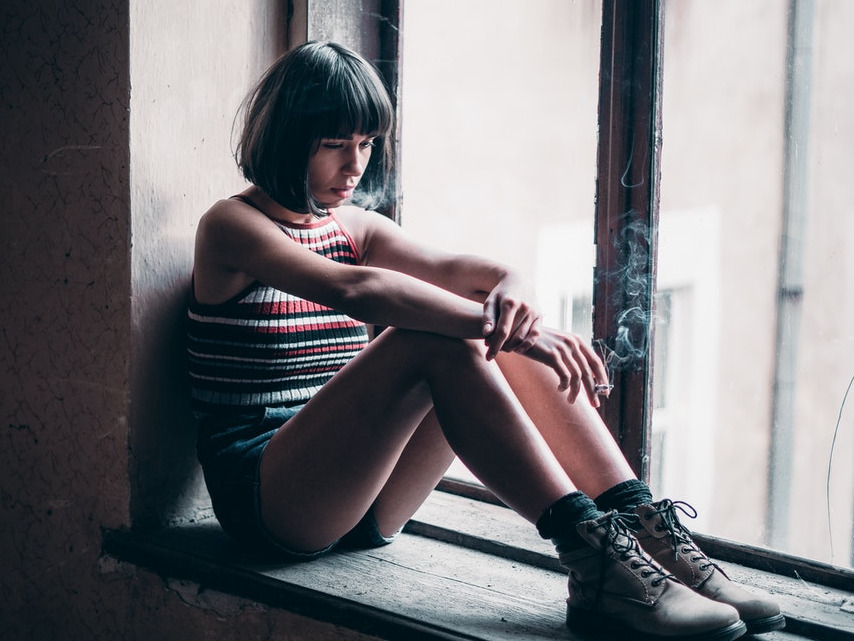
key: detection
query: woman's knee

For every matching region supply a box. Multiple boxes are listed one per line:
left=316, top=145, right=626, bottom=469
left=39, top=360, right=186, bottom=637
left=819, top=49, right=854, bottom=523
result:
left=382, top=328, right=485, bottom=368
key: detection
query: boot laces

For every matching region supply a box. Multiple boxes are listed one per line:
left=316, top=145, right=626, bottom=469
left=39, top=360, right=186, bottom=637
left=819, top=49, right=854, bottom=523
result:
left=589, top=511, right=675, bottom=607
left=648, top=499, right=725, bottom=575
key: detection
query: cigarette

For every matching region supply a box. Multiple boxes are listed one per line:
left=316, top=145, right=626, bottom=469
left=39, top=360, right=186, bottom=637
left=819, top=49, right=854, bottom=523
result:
left=594, top=383, right=614, bottom=395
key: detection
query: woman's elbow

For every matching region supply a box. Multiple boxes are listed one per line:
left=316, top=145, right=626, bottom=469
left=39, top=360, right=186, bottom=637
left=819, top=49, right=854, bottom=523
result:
left=331, top=272, right=383, bottom=321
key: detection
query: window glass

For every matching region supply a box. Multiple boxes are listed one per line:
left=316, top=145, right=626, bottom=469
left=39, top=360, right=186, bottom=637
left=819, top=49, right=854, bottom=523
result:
left=399, top=0, right=603, bottom=484
left=654, top=0, right=854, bottom=568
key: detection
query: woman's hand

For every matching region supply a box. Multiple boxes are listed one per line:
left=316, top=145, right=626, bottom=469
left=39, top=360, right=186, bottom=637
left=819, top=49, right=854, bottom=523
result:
left=481, top=278, right=542, bottom=360
left=520, top=326, right=610, bottom=407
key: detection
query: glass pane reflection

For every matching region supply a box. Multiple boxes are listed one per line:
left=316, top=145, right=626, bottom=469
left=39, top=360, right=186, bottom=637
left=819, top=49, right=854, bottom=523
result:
left=653, top=0, right=854, bottom=568
left=400, top=1, right=602, bottom=483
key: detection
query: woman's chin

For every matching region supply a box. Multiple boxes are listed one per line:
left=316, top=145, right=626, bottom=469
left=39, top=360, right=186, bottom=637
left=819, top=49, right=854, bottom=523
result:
left=319, top=197, right=348, bottom=209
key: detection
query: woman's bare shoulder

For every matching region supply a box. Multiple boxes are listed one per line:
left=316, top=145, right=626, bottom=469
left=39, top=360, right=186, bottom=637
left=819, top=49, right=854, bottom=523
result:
left=197, top=196, right=277, bottom=245
left=333, top=204, right=372, bottom=226
left=335, top=205, right=403, bottom=237
left=332, top=205, right=387, bottom=255
left=200, top=196, right=261, bottom=225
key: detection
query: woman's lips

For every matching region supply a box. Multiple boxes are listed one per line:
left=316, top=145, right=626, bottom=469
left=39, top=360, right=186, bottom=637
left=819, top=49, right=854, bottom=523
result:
left=331, top=187, right=355, bottom=199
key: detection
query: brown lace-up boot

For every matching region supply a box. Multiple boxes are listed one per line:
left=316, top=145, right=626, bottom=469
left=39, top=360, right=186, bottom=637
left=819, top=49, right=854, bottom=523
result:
left=633, top=500, right=786, bottom=634
left=561, top=511, right=747, bottom=641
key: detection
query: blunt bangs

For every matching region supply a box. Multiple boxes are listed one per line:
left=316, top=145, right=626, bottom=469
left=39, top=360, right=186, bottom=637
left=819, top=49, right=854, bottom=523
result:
left=316, top=51, right=394, bottom=141
left=236, top=41, right=395, bottom=215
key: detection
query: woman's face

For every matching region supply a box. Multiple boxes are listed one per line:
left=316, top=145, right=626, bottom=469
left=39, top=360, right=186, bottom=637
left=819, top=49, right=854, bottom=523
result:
left=308, top=134, right=376, bottom=208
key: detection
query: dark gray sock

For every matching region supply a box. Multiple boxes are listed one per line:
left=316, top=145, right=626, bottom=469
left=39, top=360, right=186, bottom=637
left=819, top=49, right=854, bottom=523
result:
left=593, top=478, right=653, bottom=513
left=536, top=492, right=604, bottom=553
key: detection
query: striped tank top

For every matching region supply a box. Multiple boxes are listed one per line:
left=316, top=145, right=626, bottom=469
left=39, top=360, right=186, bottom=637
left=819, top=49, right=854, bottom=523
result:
left=187, top=209, right=369, bottom=411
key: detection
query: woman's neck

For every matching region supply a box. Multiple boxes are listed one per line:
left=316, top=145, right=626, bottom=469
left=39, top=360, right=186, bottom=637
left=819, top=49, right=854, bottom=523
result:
left=242, top=186, right=327, bottom=225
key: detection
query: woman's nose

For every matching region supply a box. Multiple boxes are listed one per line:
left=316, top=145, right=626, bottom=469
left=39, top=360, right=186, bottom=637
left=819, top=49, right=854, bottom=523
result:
left=342, top=147, right=365, bottom=175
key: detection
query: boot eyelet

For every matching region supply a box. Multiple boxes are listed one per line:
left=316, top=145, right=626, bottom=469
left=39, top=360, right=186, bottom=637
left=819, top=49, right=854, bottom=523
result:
left=654, top=525, right=664, bottom=532
left=630, top=562, right=641, bottom=569
left=641, top=570, right=652, bottom=578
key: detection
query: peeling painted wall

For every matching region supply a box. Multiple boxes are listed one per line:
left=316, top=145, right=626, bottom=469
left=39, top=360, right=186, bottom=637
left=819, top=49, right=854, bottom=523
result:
left=0, top=1, right=381, bottom=638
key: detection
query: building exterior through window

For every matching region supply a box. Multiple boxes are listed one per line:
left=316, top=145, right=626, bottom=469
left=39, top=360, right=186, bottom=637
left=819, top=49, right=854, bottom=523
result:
left=400, top=0, right=854, bottom=569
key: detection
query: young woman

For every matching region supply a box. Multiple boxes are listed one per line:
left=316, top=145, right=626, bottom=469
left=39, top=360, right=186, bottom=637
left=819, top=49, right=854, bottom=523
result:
left=188, top=40, right=783, bottom=640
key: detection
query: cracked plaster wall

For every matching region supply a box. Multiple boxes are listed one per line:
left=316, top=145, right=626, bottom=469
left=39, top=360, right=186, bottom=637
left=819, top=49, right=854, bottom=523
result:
left=0, top=1, right=380, bottom=639
left=1, top=1, right=134, bottom=637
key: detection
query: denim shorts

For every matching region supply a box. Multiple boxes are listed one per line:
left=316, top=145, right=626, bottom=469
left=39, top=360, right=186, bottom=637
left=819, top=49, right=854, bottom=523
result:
left=195, top=405, right=397, bottom=560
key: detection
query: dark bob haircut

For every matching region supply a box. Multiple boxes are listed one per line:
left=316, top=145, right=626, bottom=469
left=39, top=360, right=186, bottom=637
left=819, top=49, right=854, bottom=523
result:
left=235, top=41, right=395, bottom=215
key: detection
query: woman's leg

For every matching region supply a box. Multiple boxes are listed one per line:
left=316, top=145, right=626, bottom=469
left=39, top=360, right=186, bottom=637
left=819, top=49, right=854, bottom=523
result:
left=259, top=329, right=746, bottom=639
left=369, top=408, right=454, bottom=537
left=495, top=350, right=636, bottom=498
left=258, top=328, right=576, bottom=552
left=367, top=344, right=638, bottom=541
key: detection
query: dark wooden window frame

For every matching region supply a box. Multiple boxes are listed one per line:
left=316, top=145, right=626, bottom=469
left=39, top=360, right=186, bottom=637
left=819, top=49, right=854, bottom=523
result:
left=592, top=0, right=661, bottom=478
left=323, top=0, right=854, bottom=592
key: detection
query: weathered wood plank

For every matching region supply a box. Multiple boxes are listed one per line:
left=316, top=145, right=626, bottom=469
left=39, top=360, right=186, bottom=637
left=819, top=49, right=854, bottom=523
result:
left=105, top=490, right=853, bottom=641
left=409, top=491, right=854, bottom=637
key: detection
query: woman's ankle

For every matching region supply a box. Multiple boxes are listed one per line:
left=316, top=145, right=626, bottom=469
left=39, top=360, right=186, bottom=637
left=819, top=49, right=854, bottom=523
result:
left=592, top=478, right=653, bottom=513
left=536, top=492, right=604, bottom=552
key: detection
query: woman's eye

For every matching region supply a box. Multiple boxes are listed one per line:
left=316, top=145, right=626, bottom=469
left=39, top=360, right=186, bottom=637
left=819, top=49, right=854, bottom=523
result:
left=319, top=138, right=374, bottom=151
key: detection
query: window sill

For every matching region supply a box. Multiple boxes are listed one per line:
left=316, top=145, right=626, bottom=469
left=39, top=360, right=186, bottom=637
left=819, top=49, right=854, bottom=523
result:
left=103, top=492, right=854, bottom=641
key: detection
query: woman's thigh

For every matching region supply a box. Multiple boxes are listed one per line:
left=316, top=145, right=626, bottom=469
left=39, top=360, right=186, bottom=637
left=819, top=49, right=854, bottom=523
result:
left=257, top=328, right=448, bottom=552
left=369, top=408, right=455, bottom=537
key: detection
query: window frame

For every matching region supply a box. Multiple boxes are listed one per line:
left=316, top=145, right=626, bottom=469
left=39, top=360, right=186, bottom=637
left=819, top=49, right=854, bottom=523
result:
left=377, top=0, right=659, bottom=502
left=336, top=0, right=854, bottom=591
left=591, top=0, right=662, bottom=478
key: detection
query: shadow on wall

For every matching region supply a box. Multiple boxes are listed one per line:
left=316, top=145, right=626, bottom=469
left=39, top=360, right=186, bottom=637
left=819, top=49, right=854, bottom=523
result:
left=129, top=209, right=209, bottom=529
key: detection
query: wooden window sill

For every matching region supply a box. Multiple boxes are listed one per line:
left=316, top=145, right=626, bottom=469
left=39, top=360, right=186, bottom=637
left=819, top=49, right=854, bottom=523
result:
left=103, top=492, right=854, bottom=641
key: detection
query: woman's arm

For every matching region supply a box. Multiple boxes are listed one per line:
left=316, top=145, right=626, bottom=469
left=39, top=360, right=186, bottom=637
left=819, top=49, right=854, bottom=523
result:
left=193, top=200, right=486, bottom=339
left=348, top=207, right=515, bottom=300
left=195, top=200, right=608, bottom=404
left=341, top=208, right=542, bottom=358
left=346, top=210, right=609, bottom=405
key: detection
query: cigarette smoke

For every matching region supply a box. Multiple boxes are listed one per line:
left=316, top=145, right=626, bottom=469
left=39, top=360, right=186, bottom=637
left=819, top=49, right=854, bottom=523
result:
left=595, top=211, right=655, bottom=381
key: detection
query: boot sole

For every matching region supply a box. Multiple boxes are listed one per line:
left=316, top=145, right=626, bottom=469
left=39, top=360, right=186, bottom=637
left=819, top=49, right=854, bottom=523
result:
left=745, top=613, right=786, bottom=634
left=566, top=607, right=748, bottom=641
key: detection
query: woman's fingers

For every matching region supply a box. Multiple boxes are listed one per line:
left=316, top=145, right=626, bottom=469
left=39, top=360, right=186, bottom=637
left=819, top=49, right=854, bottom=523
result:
left=503, top=310, right=542, bottom=353
left=483, top=294, right=541, bottom=360
left=512, top=319, right=541, bottom=354
left=584, top=343, right=611, bottom=404
left=484, top=292, right=610, bottom=407
left=523, top=328, right=610, bottom=407
left=568, top=340, right=607, bottom=405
